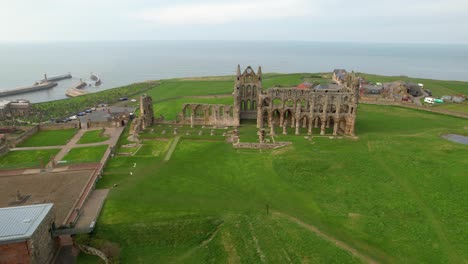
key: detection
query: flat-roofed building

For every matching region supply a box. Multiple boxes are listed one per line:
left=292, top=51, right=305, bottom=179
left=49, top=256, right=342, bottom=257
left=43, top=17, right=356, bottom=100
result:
left=0, top=204, right=57, bottom=264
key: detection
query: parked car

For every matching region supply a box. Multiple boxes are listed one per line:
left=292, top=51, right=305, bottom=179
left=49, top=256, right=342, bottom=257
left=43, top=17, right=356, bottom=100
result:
left=69, top=115, right=77, bottom=120
left=130, top=99, right=137, bottom=102
left=118, top=97, right=128, bottom=101
left=77, top=112, right=86, bottom=116
left=85, top=109, right=92, bottom=113
left=424, top=97, right=435, bottom=104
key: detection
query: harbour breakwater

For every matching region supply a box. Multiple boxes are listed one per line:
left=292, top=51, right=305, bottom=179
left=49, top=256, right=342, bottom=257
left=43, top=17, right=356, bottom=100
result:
left=65, top=81, right=89, bottom=97
left=0, top=82, right=57, bottom=98
left=41, top=73, right=72, bottom=82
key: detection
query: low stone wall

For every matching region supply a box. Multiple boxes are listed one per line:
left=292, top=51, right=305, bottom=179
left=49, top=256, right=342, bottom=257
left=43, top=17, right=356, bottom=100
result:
left=233, top=142, right=292, bottom=149
left=7, top=125, right=39, bottom=147
left=88, top=121, right=114, bottom=128
left=39, top=122, right=79, bottom=130
left=360, top=99, right=468, bottom=119
left=0, top=142, right=9, bottom=156
left=77, top=244, right=108, bottom=264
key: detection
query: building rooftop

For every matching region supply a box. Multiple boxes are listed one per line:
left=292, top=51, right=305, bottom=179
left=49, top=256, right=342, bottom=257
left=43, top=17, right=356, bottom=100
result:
left=0, top=203, right=53, bottom=244
left=0, top=100, right=11, bottom=108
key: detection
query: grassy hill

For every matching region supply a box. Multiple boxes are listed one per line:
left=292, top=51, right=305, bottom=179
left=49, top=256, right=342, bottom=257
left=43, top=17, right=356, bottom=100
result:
left=78, top=74, right=468, bottom=263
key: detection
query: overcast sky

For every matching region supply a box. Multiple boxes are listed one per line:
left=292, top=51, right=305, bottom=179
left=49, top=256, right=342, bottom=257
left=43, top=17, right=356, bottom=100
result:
left=1, top=0, right=467, bottom=43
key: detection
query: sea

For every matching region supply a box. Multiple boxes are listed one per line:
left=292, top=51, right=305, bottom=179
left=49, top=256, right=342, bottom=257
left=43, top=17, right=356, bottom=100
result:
left=0, top=41, right=467, bottom=103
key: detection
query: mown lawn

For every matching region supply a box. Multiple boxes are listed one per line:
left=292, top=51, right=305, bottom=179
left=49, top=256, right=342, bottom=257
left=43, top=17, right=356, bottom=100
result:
left=62, top=145, right=108, bottom=164
left=82, top=101, right=468, bottom=263
left=77, top=129, right=110, bottom=144
left=17, top=129, right=77, bottom=147
left=0, top=149, right=60, bottom=169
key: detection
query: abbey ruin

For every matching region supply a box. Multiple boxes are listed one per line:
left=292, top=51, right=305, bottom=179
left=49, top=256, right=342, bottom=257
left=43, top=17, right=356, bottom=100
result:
left=178, top=66, right=359, bottom=136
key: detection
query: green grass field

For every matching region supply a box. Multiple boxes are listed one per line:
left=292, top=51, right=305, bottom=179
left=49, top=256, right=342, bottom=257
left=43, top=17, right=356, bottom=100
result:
left=78, top=74, right=468, bottom=263
left=0, top=149, right=60, bottom=169
left=62, top=145, right=108, bottom=164
left=77, top=129, right=110, bottom=144
left=17, top=129, right=77, bottom=147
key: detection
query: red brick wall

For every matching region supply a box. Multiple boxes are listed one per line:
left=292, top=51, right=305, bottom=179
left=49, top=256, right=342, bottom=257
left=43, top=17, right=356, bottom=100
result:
left=0, top=242, right=30, bottom=264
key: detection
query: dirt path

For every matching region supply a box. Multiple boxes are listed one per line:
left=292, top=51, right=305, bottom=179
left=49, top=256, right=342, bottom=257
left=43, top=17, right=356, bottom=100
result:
left=173, top=223, right=224, bottom=263
left=273, top=211, right=379, bottom=264
left=164, top=136, right=180, bottom=161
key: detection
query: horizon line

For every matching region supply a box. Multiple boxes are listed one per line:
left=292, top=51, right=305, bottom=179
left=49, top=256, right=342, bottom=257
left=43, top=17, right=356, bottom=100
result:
left=0, top=39, right=467, bottom=46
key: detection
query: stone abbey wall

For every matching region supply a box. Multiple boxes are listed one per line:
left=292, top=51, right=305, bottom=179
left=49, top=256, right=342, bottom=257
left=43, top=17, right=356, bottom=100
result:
left=177, top=103, right=239, bottom=127
left=176, top=65, right=359, bottom=136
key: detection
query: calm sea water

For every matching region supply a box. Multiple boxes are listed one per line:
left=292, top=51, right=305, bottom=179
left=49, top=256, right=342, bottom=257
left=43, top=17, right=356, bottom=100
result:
left=0, top=41, right=467, bottom=103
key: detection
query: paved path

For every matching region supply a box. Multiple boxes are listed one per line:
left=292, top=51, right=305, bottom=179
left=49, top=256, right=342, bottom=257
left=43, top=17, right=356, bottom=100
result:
left=10, top=146, right=62, bottom=151
left=413, top=91, right=428, bottom=106
left=52, top=129, right=88, bottom=164
left=49, top=127, right=124, bottom=167
left=75, top=189, right=109, bottom=230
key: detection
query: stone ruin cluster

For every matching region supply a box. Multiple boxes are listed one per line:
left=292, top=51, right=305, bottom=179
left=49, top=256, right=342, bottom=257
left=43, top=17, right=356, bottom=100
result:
left=177, top=65, right=359, bottom=136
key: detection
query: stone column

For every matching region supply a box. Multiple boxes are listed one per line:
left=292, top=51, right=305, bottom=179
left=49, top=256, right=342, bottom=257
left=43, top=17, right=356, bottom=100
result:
left=290, top=116, right=295, bottom=128
left=268, top=111, right=273, bottom=127
left=349, top=121, right=355, bottom=136
left=190, top=114, right=195, bottom=128
left=279, top=111, right=284, bottom=127
left=270, top=121, right=275, bottom=136
left=320, top=121, right=326, bottom=135
left=257, top=107, right=263, bottom=128
left=295, top=116, right=300, bottom=135
left=333, top=121, right=338, bottom=136
left=308, top=116, right=313, bottom=135
left=315, top=118, right=319, bottom=128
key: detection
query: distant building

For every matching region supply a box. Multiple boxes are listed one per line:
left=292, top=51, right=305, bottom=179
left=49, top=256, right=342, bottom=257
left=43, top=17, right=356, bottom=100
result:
left=296, top=82, right=313, bottom=90
left=314, top=83, right=342, bottom=90
left=0, top=204, right=57, bottom=264
left=332, top=69, right=347, bottom=84
left=361, top=84, right=384, bottom=95
left=0, top=99, right=32, bottom=120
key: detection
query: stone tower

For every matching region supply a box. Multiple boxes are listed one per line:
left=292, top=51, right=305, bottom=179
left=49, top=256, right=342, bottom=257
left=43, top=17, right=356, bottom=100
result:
left=233, top=65, right=263, bottom=123
left=140, top=94, right=154, bottom=129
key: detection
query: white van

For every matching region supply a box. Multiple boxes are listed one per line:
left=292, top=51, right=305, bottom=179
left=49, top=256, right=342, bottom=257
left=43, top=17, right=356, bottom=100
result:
left=424, top=97, right=435, bottom=104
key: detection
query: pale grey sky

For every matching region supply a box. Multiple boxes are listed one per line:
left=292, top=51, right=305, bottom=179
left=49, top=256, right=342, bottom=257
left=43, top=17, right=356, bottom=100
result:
left=1, top=0, right=467, bottom=43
